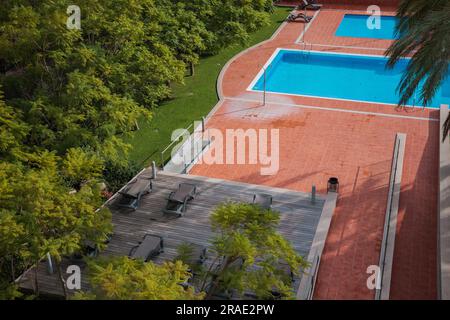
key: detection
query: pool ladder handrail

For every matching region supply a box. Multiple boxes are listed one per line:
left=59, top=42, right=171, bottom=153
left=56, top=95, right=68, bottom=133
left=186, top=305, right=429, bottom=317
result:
left=301, top=41, right=313, bottom=52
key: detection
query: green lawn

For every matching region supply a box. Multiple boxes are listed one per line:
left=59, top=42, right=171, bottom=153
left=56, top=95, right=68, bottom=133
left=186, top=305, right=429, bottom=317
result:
left=126, top=7, right=291, bottom=166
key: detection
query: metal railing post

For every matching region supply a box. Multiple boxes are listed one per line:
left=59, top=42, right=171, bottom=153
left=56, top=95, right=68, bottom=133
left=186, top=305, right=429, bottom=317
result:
left=263, top=66, right=267, bottom=106
left=151, top=161, right=157, bottom=179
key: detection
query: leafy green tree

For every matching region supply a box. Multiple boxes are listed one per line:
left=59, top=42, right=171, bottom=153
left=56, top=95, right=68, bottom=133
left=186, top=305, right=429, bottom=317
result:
left=102, top=159, right=141, bottom=193
left=0, top=89, right=29, bottom=160
left=73, top=256, right=204, bottom=300
left=157, top=0, right=212, bottom=66
left=76, top=202, right=306, bottom=301
left=0, top=0, right=280, bottom=300
left=200, top=0, right=274, bottom=54
left=199, top=202, right=308, bottom=299
left=0, top=208, right=26, bottom=300
left=0, top=0, right=275, bottom=158
left=0, top=153, right=112, bottom=298
left=62, top=147, right=104, bottom=190
left=0, top=1, right=153, bottom=160
left=386, top=0, right=450, bottom=137
left=164, top=0, right=273, bottom=54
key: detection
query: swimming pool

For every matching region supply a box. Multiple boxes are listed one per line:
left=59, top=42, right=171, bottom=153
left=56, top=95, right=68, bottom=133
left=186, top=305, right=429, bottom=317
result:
left=335, top=14, right=398, bottom=40
left=249, top=49, right=450, bottom=108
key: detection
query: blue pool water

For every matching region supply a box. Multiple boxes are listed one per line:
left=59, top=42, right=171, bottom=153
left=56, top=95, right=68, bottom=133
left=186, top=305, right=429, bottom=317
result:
left=251, top=50, right=450, bottom=108
left=335, top=14, right=398, bottom=40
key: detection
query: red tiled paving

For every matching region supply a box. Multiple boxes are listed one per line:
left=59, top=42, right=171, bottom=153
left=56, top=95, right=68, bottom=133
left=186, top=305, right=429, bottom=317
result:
left=191, top=6, right=438, bottom=299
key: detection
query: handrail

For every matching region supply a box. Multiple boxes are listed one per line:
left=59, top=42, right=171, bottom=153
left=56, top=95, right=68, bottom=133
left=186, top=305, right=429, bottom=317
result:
left=160, top=117, right=211, bottom=172
left=160, top=123, right=195, bottom=166
left=182, top=132, right=212, bottom=174
left=160, top=123, right=194, bottom=155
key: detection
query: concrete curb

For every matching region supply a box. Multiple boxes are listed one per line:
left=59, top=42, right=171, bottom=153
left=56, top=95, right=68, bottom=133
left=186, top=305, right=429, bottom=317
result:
left=215, top=17, right=290, bottom=102
left=439, top=104, right=450, bottom=300
left=297, top=191, right=338, bottom=300
left=376, top=133, right=406, bottom=300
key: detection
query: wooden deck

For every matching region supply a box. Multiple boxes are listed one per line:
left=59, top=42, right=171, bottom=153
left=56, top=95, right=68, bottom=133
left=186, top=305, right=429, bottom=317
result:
left=18, top=170, right=326, bottom=298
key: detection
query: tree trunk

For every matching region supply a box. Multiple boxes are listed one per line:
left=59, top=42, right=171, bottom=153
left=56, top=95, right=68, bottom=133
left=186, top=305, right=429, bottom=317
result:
left=56, top=261, right=68, bottom=300
left=200, top=256, right=220, bottom=292
left=190, top=62, right=195, bottom=77
left=34, top=261, right=39, bottom=296
left=10, top=257, right=15, bottom=281
left=204, top=257, right=233, bottom=300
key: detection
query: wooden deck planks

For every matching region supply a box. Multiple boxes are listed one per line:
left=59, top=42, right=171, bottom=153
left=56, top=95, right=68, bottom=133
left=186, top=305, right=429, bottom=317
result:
left=18, top=171, right=325, bottom=298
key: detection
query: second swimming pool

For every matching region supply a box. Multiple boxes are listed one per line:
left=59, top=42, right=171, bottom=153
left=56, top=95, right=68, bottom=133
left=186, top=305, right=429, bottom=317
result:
left=335, top=14, right=398, bottom=40
left=250, top=49, right=450, bottom=108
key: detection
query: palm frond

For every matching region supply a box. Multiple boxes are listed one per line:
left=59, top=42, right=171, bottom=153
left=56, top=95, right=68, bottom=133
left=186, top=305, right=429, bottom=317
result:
left=386, top=0, right=450, bottom=139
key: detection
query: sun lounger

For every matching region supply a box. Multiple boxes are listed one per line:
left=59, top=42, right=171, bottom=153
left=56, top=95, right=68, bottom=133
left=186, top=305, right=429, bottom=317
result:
left=117, top=177, right=152, bottom=210
left=129, top=234, right=164, bottom=261
left=297, top=0, right=322, bottom=11
left=252, top=193, right=273, bottom=210
left=83, top=240, right=99, bottom=257
left=163, top=183, right=197, bottom=216
left=287, top=12, right=312, bottom=23
left=66, top=239, right=99, bottom=264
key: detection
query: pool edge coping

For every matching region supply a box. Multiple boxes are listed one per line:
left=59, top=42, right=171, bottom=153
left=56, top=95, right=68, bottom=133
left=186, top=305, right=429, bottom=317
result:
left=245, top=48, right=445, bottom=110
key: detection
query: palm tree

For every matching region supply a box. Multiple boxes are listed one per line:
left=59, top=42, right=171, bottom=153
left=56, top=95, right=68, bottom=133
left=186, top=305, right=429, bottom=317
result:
left=385, top=0, right=450, bottom=140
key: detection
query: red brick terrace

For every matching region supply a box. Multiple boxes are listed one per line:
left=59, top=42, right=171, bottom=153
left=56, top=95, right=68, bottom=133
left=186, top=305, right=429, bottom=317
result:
left=190, top=3, right=438, bottom=299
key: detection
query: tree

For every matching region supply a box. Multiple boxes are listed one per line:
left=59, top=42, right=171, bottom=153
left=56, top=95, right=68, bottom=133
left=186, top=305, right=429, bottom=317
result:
left=102, top=159, right=141, bottom=193
left=198, top=202, right=308, bottom=300
left=0, top=0, right=279, bottom=299
left=156, top=0, right=212, bottom=67
left=0, top=0, right=154, bottom=160
left=74, top=202, right=308, bottom=301
left=0, top=0, right=275, bottom=158
left=73, top=256, right=204, bottom=300
left=385, top=0, right=450, bottom=138
left=0, top=208, right=25, bottom=300
left=0, top=88, right=29, bottom=160
left=62, top=147, right=104, bottom=190
left=0, top=152, right=112, bottom=298
left=162, top=0, right=273, bottom=55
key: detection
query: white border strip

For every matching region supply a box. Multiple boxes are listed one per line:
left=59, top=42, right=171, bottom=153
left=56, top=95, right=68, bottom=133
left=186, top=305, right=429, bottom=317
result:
left=249, top=87, right=431, bottom=110
left=246, top=48, right=282, bottom=91
left=294, top=9, right=321, bottom=44
left=251, top=47, right=412, bottom=60
left=224, top=97, right=439, bottom=122
left=318, top=8, right=397, bottom=14
left=307, top=43, right=393, bottom=52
